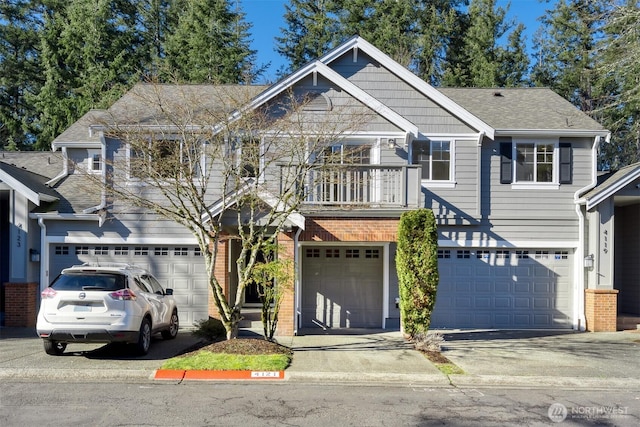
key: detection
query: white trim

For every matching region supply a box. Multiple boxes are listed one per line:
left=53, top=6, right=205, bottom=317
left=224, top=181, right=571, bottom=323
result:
left=46, top=236, right=199, bottom=245
left=52, top=141, right=102, bottom=150
left=511, top=183, right=560, bottom=190
left=382, top=242, right=390, bottom=329
left=584, top=166, right=640, bottom=210
left=422, top=181, right=456, bottom=189
left=512, top=138, right=559, bottom=185
left=495, top=129, right=610, bottom=138
left=437, top=240, right=579, bottom=249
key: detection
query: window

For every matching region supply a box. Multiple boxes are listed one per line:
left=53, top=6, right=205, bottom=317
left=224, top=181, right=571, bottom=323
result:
left=411, top=140, right=452, bottom=181
left=325, top=249, right=340, bottom=258
left=365, top=249, right=380, bottom=259
left=500, top=139, right=571, bottom=187
left=437, top=249, right=451, bottom=259
left=154, top=247, right=168, bottom=256
left=128, top=137, right=203, bottom=180
left=94, top=246, right=108, bottom=255
left=345, top=249, right=360, bottom=258
left=134, top=246, right=149, bottom=256
left=174, top=247, right=188, bottom=256
left=457, top=250, right=470, bottom=259
left=305, top=248, right=320, bottom=258
left=75, top=246, right=89, bottom=255
left=55, top=246, right=69, bottom=255
left=114, top=246, right=129, bottom=256
left=516, top=143, right=553, bottom=182
left=88, top=152, right=102, bottom=173
left=237, top=137, right=261, bottom=178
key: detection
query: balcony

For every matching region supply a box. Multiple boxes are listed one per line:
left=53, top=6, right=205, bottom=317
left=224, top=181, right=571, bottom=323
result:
left=279, top=164, right=422, bottom=209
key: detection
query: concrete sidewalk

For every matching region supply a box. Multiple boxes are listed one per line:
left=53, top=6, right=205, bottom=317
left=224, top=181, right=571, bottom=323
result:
left=1, top=326, right=639, bottom=388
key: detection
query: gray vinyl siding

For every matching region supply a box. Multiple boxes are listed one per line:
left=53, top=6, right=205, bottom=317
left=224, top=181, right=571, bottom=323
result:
left=424, top=140, right=479, bottom=219
left=331, top=52, right=475, bottom=134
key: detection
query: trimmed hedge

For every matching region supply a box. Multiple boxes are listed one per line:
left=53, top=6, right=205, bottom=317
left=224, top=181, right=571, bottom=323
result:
left=396, top=209, right=439, bottom=337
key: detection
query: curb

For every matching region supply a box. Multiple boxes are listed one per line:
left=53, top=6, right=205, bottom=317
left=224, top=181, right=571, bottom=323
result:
left=154, top=369, right=285, bottom=381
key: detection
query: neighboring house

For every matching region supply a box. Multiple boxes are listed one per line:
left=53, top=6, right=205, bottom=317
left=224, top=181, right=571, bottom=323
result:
left=1, top=37, right=638, bottom=333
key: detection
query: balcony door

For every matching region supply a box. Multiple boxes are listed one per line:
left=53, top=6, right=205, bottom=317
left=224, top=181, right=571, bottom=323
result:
left=317, top=143, right=372, bottom=204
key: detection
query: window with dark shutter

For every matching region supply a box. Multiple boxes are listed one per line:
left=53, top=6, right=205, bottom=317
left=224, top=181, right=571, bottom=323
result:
left=559, top=143, right=572, bottom=184
left=500, top=142, right=513, bottom=184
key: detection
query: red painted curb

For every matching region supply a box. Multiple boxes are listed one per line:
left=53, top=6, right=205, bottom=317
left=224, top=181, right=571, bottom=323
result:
left=166, top=370, right=285, bottom=380
left=154, top=369, right=186, bottom=380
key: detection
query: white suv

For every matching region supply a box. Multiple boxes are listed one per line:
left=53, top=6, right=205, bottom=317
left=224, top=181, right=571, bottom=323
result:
left=36, top=263, right=179, bottom=356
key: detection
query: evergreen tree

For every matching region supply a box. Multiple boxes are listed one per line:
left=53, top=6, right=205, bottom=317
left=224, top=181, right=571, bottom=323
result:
left=275, top=0, right=340, bottom=72
left=34, top=0, right=142, bottom=149
left=442, top=0, right=528, bottom=87
left=136, top=0, right=175, bottom=79
left=531, top=0, right=607, bottom=111
left=163, top=0, right=260, bottom=84
left=596, top=1, right=640, bottom=168
left=0, top=0, right=42, bottom=149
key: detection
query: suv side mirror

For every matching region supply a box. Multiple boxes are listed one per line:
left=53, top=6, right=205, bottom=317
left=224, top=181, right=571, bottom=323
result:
left=165, top=288, right=173, bottom=296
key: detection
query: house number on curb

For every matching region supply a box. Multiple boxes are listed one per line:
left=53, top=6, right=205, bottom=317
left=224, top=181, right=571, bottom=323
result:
left=251, top=371, right=281, bottom=378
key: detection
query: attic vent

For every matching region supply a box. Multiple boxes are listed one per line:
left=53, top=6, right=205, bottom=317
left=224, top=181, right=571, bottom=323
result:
left=302, top=92, right=332, bottom=112
left=493, top=91, right=503, bottom=97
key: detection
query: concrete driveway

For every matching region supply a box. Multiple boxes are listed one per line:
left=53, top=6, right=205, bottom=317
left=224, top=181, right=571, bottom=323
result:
left=1, top=326, right=639, bottom=388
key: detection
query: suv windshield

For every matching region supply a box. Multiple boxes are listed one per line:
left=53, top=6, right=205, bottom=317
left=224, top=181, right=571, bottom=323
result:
left=51, top=273, right=126, bottom=291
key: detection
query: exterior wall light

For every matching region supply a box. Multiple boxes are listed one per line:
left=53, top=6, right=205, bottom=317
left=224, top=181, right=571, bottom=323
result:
left=584, top=254, right=594, bottom=269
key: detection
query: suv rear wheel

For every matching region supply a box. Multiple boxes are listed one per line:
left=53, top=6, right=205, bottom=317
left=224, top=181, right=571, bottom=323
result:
left=161, top=309, right=179, bottom=340
left=135, top=318, right=152, bottom=355
left=43, top=340, right=67, bottom=356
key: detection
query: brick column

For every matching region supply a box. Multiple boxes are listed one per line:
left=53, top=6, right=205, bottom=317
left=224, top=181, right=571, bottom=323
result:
left=4, top=282, right=39, bottom=327
left=208, top=238, right=229, bottom=319
left=584, top=289, right=619, bottom=332
left=276, top=232, right=295, bottom=336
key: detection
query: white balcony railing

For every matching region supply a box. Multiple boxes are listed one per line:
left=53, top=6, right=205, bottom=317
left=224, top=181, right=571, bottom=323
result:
left=279, top=164, right=421, bottom=208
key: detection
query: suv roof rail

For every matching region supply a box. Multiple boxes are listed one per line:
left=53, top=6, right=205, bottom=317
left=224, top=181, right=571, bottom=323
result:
left=71, top=262, right=143, bottom=270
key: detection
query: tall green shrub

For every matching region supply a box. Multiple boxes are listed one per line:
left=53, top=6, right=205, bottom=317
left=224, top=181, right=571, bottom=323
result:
left=396, top=209, right=439, bottom=338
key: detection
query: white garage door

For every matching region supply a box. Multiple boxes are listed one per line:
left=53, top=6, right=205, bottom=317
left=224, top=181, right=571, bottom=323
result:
left=302, top=246, right=383, bottom=329
left=431, top=248, right=573, bottom=329
left=49, top=244, right=209, bottom=327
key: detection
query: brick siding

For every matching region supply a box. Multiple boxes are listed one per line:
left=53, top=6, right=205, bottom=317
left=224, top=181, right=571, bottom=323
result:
left=584, top=289, right=619, bottom=332
left=4, top=282, right=38, bottom=327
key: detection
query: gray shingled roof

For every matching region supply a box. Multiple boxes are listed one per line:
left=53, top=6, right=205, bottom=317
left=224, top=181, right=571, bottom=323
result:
left=0, top=160, right=60, bottom=201
left=437, top=87, right=605, bottom=132
left=0, top=152, right=100, bottom=214
left=103, top=83, right=268, bottom=126
left=52, top=109, right=108, bottom=145
left=582, top=162, right=640, bottom=204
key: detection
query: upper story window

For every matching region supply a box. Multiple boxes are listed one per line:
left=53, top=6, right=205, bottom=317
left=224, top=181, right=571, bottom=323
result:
left=235, top=137, right=261, bottom=178
left=516, top=142, right=554, bottom=183
left=411, top=139, right=453, bottom=182
left=88, top=151, right=102, bottom=173
left=500, top=139, right=572, bottom=188
left=318, top=142, right=371, bottom=165
left=128, top=137, right=203, bottom=181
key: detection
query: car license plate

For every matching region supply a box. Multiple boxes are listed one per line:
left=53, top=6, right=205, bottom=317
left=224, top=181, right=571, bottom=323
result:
left=74, top=305, right=92, bottom=312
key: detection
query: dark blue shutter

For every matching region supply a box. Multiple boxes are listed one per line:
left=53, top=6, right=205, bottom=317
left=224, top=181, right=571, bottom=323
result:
left=559, top=143, right=572, bottom=184
left=500, top=142, right=512, bottom=184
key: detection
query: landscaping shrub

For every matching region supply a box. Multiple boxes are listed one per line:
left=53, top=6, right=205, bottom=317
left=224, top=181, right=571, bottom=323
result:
left=396, top=208, right=439, bottom=338
left=192, top=317, right=226, bottom=341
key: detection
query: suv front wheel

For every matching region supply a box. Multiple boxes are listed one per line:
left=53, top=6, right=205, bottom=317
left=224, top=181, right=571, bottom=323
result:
left=161, top=309, right=179, bottom=340
left=135, top=318, right=152, bottom=355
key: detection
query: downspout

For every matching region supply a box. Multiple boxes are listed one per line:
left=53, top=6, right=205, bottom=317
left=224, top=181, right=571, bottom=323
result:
left=572, top=134, right=606, bottom=330
left=46, top=147, right=69, bottom=186
left=293, top=227, right=302, bottom=336
left=37, top=217, right=49, bottom=292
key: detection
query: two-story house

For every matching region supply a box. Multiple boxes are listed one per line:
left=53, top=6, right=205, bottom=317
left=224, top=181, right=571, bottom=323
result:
left=2, top=36, right=638, bottom=334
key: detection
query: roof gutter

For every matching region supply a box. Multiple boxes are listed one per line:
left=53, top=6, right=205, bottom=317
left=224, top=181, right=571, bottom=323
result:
left=46, top=147, right=69, bottom=187
left=494, top=129, right=610, bottom=138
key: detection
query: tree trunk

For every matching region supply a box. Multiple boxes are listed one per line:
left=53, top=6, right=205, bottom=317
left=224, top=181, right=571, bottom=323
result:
left=226, top=308, right=242, bottom=339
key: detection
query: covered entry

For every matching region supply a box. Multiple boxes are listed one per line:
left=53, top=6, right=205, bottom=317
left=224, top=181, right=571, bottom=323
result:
left=301, top=245, right=383, bottom=329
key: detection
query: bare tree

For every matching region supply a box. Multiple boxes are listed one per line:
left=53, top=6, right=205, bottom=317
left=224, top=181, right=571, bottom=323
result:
left=92, top=82, right=372, bottom=339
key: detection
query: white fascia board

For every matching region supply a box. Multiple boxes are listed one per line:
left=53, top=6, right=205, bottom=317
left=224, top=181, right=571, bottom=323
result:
left=495, top=129, right=611, bottom=138
left=338, top=37, right=495, bottom=139
left=30, top=213, right=100, bottom=221
left=438, top=240, right=579, bottom=249
left=0, top=170, right=43, bottom=205
left=585, top=168, right=640, bottom=210
left=51, top=141, right=102, bottom=151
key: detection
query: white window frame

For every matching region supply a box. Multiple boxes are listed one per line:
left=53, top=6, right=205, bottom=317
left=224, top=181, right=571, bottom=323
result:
left=126, top=136, right=205, bottom=183
left=512, top=138, right=559, bottom=190
left=87, top=150, right=102, bottom=174
left=410, top=138, right=456, bottom=188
